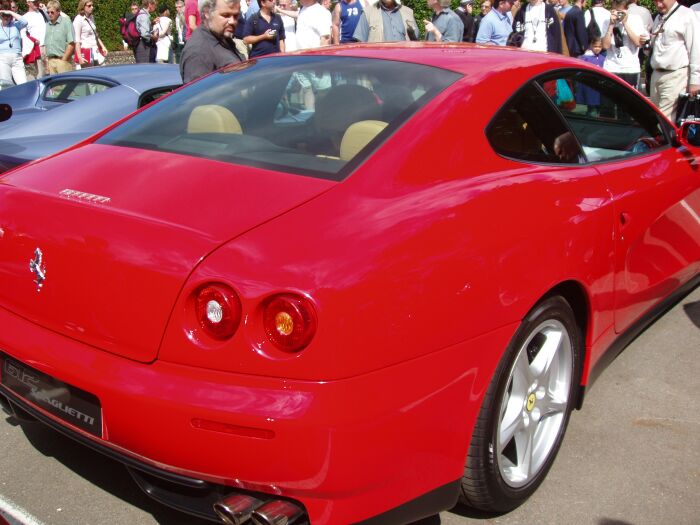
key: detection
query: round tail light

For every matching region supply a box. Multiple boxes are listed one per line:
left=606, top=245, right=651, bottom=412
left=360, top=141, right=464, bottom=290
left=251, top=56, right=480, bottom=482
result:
left=263, top=294, right=317, bottom=352
left=195, top=284, right=242, bottom=340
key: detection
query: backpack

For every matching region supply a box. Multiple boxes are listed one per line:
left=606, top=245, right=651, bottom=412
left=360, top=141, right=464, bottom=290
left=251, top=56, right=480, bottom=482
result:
left=586, top=8, right=601, bottom=42
left=120, top=12, right=140, bottom=47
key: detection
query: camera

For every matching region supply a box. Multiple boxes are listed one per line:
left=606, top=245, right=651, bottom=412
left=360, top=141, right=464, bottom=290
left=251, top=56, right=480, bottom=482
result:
left=615, top=11, right=625, bottom=20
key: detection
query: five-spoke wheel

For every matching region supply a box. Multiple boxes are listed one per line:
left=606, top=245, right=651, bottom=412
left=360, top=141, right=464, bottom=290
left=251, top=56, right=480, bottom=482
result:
left=461, top=295, right=581, bottom=512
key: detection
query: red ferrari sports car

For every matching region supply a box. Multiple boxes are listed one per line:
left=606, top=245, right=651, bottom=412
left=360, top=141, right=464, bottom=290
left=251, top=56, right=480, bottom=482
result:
left=0, top=43, right=698, bottom=525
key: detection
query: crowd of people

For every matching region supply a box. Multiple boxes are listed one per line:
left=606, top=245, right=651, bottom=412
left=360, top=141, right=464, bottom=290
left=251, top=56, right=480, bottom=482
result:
left=0, top=0, right=108, bottom=86
left=0, top=0, right=697, bottom=123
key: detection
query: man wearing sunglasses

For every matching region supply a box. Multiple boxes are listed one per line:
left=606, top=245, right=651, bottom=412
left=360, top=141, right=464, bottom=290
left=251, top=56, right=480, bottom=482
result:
left=43, top=0, right=74, bottom=73
left=649, top=0, right=700, bottom=122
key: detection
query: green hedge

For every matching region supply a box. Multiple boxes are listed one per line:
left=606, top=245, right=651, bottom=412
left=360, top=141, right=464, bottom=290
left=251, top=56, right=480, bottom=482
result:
left=14, top=0, right=657, bottom=49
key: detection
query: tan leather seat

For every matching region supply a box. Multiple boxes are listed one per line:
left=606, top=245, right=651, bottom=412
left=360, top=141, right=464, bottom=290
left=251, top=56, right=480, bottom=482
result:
left=340, top=120, right=388, bottom=161
left=187, top=104, right=242, bottom=134
left=313, top=84, right=382, bottom=156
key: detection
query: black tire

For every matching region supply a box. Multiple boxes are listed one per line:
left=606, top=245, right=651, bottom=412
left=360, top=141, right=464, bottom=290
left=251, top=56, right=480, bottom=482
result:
left=460, top=295, right=582, bottom=512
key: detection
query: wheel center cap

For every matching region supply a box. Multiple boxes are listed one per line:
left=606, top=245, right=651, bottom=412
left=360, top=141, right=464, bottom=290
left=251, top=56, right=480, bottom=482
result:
left=526, top=393, right=536, bottom=412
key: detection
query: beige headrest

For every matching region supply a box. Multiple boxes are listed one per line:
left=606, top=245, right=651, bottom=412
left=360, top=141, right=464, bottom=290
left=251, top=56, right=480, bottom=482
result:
left=340, top=120, right=388, bottom=161
left=187, top=104, right=242, bottom=134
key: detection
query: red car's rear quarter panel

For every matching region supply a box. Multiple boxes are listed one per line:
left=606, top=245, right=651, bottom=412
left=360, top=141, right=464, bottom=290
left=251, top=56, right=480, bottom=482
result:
left=159, top=65, right=617, bottom=383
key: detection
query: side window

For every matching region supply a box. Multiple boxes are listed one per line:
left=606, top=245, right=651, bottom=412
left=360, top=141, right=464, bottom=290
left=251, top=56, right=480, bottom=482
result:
left=138, top=86, right=180, bottom=108
left=486, top=82, right=582, bottom=164
left=538, top=72, right=668, bottom=162
left=43, top=80, right=112, bottom=103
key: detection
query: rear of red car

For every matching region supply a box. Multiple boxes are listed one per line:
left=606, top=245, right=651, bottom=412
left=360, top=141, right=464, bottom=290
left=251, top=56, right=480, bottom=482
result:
left=0, top=53, right=492, bottom=524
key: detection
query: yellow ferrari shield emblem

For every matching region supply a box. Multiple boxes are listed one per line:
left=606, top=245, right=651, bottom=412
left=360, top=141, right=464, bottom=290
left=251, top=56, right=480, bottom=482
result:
left=526, top=393, right=536, bottom=412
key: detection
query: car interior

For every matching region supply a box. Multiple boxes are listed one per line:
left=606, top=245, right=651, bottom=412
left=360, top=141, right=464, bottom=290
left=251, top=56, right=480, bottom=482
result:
left=97, top=57, right=461, bottom=181
left=487, top=70, right=670, bottom=165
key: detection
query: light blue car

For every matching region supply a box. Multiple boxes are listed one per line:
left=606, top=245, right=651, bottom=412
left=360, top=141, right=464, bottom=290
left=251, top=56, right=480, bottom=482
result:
left=0, top=63, right=182, bottom=172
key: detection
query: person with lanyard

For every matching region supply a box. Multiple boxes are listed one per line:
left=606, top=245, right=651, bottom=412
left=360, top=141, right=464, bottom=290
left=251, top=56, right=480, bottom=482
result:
left=512, top=0, right=562, bottom=53
left=475, top=0, right=513, bottom=45
left=648, top=0, right=700, bottom=123
left=73, top=0, right=107, bottom=69
left=0, top=0, right=26, bottom=88
left=331, top=0, right=364, bottom=44
left=424, top=0, right=464, bottom=42
left=242, top=0, right=285, bottom=57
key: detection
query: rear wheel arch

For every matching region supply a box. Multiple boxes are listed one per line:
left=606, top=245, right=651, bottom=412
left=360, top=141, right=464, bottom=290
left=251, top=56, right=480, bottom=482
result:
left=542, top=280, right=590, bottom=408
left=543, top=281, right=589, bottom=351
left=460, top=291, right=587, bottom=512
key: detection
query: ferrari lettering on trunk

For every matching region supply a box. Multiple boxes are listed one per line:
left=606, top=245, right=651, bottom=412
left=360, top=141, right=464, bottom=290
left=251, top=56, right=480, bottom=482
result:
left=59, top=189, right=111, bottom=204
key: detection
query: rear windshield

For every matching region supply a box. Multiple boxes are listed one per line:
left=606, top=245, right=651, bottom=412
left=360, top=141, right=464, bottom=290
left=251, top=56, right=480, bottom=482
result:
left=97, top=56, right=460, bottom=181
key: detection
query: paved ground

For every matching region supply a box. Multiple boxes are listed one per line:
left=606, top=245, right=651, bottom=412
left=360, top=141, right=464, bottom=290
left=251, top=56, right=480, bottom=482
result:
left=1, top=287, right=699, bottom=525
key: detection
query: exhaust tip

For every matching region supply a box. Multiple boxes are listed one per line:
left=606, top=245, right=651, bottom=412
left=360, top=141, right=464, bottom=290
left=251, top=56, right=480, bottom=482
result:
left=251, top=500, right=304, bottom=525
left=213, top=494, right=263, bottom=525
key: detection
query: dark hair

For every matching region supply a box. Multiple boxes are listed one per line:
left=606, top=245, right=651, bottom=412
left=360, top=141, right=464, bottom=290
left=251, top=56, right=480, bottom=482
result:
left=158, top=3, right=169, bottom=13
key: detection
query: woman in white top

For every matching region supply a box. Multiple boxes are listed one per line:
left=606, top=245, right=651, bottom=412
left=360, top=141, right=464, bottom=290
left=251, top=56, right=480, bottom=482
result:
left=602, top=0, right=648, bottom=88
left=154, top=4, right=173, bottom=63
left=73, top=0, right=107, bottom=68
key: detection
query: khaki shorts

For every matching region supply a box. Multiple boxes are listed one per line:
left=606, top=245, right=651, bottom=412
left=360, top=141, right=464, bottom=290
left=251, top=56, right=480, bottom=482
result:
left=47, top=58, right=74, bottom=75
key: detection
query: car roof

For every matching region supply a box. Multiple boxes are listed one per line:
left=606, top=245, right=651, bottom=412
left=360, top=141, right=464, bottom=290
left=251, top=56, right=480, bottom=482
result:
left=42, top=63, right=182, bottom=92
left=273, top=42, right=599, bottom=79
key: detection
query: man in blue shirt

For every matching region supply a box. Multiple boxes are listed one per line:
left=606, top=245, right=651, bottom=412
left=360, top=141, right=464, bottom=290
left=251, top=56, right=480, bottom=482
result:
left=424, top=0, right=463, bottom=42
left=475, top=0, right=513, bottom=45
left=242, top=0, right=285, bottom=56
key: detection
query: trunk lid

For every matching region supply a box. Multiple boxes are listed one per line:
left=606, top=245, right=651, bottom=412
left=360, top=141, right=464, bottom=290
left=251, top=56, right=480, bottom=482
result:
left=0, top=144, right=334, bottom=362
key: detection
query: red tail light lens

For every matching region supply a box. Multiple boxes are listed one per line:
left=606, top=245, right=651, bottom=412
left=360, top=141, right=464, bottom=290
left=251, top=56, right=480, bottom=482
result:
left=195, top=284, right=242, bottom=340
left=263, top=294, right=317, bottom=352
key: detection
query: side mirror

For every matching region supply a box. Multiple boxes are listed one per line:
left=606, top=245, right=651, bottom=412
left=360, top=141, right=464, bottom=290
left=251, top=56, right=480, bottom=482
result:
left=679, top=119, right=700, bottom=147
left=0, top=103, right=11, bottom=123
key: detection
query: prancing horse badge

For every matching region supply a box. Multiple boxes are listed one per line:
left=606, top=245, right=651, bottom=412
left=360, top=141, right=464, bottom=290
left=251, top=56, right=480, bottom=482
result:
left=29, top=247, right=46, bottom=292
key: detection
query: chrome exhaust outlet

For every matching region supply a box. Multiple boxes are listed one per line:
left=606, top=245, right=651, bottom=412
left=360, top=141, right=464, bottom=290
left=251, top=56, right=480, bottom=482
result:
left=213, top=494, right=264, bottom=525
left=251, top=500, right=304, bottom=525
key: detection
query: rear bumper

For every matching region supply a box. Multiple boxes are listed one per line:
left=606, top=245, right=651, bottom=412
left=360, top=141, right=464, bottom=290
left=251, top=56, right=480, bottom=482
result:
left=0, top=305, right=516, bottom=524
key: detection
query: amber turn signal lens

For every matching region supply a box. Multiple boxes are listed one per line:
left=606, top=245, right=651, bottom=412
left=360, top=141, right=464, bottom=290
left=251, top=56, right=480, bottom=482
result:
left=263, top=294, right=317, bottom=352
left=195, top=284, right=242, bottom=340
